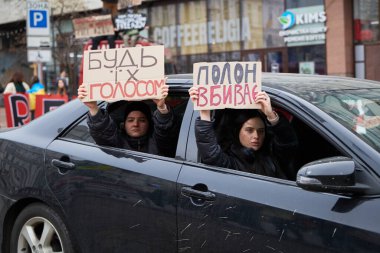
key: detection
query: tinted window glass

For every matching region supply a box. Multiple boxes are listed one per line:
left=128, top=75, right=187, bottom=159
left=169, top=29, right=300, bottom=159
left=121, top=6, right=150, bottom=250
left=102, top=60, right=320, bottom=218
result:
left=64, top=118, right=95, bottom=143
left=63, top=94, right=189, bottom=158
left=308, top=89, right=380, bottom=153
left=354, top=0, right=379, bottom=43
left=197, top=105, right=343, bottom=180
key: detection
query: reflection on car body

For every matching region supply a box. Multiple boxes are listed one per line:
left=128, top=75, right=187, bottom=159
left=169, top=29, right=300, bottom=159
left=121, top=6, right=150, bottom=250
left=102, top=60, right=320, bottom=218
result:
left=0, top=73, right=380, bottom=253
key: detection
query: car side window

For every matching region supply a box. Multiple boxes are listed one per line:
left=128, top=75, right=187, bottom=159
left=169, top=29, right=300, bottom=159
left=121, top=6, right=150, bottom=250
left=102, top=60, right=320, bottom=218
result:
left=64, top=117, right=95, bottom=143
left=289, top=112, right=343, bottom=170
left=196, top=106, right=344, bottom=181
left=63, top=93, right=189, bottom=158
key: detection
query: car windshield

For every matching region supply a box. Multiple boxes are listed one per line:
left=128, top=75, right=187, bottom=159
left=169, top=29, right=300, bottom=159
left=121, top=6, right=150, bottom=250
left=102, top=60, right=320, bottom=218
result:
left=304, top=88, right=380, bottom=153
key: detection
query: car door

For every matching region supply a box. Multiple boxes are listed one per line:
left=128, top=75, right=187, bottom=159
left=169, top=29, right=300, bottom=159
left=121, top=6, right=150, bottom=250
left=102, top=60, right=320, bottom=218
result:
left=176, top=108, right=380, bottom=253
left=45, top=115, right=182, bottom=253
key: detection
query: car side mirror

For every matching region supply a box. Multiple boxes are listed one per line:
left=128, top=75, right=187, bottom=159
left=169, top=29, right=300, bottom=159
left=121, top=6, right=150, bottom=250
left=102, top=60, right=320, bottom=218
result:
left=296, top=157, right=369, bottom=195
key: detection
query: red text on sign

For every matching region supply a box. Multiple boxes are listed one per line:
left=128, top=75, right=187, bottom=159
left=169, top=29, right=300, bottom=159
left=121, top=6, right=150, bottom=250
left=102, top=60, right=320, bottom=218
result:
left=88, top=79, right=164, bottom=100
left=196, top=83, right=259, bottom=108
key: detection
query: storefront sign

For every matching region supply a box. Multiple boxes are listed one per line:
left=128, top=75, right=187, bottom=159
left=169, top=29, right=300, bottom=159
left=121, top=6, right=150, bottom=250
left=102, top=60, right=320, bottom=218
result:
left=153, top=17, right=251, bottom=48
left=73, top=14, right=114, bottom=39
left=278, top=5, right=327, bottom=47
left=115, top=13, right=147, bottom=31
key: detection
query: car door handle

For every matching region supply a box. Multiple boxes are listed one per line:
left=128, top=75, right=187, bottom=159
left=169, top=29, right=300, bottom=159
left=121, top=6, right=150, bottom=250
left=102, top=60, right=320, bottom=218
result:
left=51, top=159, right=76, bottom=171
left=181, top=187, right=216, bottom=201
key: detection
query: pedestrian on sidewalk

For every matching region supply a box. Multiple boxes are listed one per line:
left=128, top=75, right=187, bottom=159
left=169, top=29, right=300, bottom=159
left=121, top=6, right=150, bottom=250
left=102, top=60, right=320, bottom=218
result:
left=27, top=76, right=45, bottom=120
left=3, top=71, right=30, bottom=94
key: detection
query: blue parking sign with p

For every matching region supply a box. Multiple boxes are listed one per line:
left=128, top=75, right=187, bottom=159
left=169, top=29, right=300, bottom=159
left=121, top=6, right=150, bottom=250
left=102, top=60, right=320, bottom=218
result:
left=29, top=10, right=47, bottom=28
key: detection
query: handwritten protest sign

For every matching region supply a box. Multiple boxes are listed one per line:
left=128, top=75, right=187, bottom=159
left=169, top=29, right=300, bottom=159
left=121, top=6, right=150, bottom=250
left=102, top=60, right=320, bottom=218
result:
left=73, top=14, right=114, bottom=39
left=193, top=62, right=262, bottom=110
left=34, top=94, right=68, bottom=119
left=81, top=45, right=165, bottom=102
left=4, top=93, right=30, bottom=127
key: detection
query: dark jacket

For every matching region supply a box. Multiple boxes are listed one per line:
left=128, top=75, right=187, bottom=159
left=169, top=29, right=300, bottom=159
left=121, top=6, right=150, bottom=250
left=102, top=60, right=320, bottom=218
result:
left=195, top=115, right=298, bottom=179
left=87, top=105, right=175, bottom=156
left=102, top=0, right=118, bottom=3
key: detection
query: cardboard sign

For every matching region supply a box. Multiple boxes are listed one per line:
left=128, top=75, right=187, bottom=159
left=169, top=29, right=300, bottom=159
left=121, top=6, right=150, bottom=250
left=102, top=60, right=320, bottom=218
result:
left=193, top=62, right=262, bottom=110
left=34, top=94, right=68, bottom=118
left=4, top=93, right=31, bottom=127
left=73, top=14, right=114, bottom=39
left=81, top=45, right=165, bottom=102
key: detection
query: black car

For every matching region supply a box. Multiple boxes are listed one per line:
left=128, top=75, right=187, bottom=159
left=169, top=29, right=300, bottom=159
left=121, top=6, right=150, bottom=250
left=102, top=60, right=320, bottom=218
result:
left=0, top=73, right=380, bottom=253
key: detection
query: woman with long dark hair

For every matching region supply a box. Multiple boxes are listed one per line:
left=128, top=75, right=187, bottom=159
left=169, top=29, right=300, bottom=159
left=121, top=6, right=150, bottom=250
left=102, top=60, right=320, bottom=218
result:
left=189, top=87, right=298, bottom=180
left=56, top=79, right=67, bottom=96
left=4, top=71, right=30, bottom=94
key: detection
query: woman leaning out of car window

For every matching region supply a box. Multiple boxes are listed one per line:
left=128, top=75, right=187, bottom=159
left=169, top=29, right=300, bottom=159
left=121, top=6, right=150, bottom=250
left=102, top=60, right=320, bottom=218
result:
left=189, top=86, right=299, bottom=180
left=77, top=81, right=177, bottom=157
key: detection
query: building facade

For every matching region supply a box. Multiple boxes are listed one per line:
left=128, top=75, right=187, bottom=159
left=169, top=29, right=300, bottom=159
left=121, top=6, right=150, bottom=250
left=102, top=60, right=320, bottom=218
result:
left=143, top=0, right=379, bottom=81
left=0, top=0, right=103, bottom=90
left=0, top=0, right=379, bottom=91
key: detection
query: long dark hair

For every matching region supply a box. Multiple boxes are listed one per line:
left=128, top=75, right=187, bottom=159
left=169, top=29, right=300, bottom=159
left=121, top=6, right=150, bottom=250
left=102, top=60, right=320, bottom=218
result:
left=10, top=71, right=26, bottom=92
left=232, top=110, right=283, bottom=177
left=214, top=109, right=268, bottom=151
left=56, top=79, right=67, bottom=96
left=10, top=71, right=24, bottom=84
left=215, top=109, right=288, bottom=178
left=232, top=109, right=268, bottom=150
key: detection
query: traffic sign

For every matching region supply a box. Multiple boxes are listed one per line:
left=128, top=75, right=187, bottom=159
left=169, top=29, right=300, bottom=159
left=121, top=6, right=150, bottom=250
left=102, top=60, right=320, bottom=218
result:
left=27, top=1, right=50, bottom=36
left=27, top=49, right=52, bottom=63
left=27, top=36, right=51, bottom=48
left=29, top=10, right=48, bottom=28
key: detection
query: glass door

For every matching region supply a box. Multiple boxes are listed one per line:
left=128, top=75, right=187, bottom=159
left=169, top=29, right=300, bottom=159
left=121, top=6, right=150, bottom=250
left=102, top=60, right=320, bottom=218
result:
left=242, top=48, right=288, bottom=73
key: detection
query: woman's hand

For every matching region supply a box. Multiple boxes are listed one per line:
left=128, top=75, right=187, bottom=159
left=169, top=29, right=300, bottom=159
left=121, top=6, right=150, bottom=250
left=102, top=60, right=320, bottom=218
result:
left=189, top=86, right=211, bottom=121
left=153, top=77, right=169, bottom=114
left=77, top=84, right=99, bottom=116
left=255, top=91, right=279, bottom=124
left=188, top=86, right=199, bottom=104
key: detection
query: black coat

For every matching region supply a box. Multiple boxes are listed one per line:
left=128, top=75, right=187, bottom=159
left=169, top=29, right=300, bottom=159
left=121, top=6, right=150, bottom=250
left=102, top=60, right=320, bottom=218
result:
left=102, top=0, right=118, bottom=3
left=195, top=115, right=298, bottom=179
left=87, top=107, right=176, bottom=156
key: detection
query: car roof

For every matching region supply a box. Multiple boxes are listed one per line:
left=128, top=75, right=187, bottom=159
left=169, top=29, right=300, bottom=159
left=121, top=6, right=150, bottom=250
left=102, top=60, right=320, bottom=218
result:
left=166, top=73, right=380, bottom=95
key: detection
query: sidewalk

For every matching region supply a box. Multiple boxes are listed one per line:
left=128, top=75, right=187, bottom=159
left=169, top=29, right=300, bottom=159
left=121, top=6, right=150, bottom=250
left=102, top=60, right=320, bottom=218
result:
left=0, top=107, right=7, bottom=128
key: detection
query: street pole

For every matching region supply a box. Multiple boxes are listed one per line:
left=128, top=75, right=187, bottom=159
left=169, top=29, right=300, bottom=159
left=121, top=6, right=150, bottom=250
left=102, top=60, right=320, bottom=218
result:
left=37, top=61, right=43, bottom=81
left=51, top=8, right=56, bottom=82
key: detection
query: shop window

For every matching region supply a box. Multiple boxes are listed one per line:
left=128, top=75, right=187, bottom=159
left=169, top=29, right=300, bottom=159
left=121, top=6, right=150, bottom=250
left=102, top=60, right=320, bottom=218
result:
left=288, top=45, right=326, bottom=75
left=208, top=0, right=241, bottom=53
left=354, top=0, right=379, bottom=43
left=241, top=0, right=264, bottom=49
left=148, top=3, right=179, bottom=54
left=285, top=0, right=324, bottom=9
left=178, top=1, right=208, bottom=55
left=262, top=0, right=285, bottom=48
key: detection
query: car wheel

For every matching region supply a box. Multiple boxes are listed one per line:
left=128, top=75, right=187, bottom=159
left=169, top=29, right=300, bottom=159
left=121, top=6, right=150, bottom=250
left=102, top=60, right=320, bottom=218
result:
left=10, top=203, right=74, bottom=253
